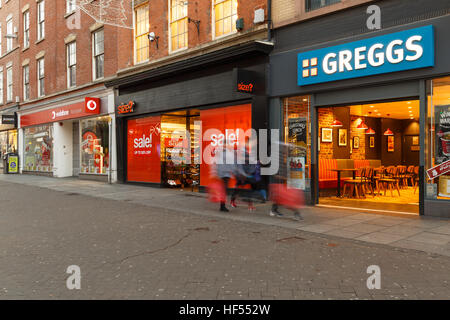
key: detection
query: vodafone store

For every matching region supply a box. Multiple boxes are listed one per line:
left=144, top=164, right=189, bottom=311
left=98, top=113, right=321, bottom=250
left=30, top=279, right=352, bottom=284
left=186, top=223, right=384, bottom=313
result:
left=18, top=94, right=117, bottom=182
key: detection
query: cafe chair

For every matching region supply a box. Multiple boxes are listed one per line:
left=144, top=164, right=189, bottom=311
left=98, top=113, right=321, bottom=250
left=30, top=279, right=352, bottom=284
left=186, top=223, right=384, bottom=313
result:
left=406, top=165, right=415, bottom=187
left=342, top=167, right=366, bottom=199
left=377, top=166, right=401, bottom=197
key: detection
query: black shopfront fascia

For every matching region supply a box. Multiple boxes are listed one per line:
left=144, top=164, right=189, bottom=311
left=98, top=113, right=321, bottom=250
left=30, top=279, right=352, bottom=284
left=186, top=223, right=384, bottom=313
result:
left=106, top=41, right=272, bottom=185
left=269, top=2, right=450, bottom=217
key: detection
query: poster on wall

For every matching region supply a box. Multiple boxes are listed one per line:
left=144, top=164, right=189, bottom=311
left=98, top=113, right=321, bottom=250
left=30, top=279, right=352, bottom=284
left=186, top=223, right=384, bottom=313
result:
left=338, top=129, right=347, bottom=146
left=435, top=105, right=450, bottom=165
left=200, top=104, right=252, bottom=187
left=127, top=116, right=161, bottom=183
left=289, top=117, right=308, bottom=158
left=388, top=136, right=395, bottom=152
left=287, top=157, right=305, bottom=190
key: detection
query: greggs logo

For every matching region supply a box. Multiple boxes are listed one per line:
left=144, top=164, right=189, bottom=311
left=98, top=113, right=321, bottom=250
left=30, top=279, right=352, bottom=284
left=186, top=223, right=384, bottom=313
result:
left=237, top=82, right=254, bottom=93
left=297, top=25, right=434, bottom=86
left=118, top=101, right=135, bottom=114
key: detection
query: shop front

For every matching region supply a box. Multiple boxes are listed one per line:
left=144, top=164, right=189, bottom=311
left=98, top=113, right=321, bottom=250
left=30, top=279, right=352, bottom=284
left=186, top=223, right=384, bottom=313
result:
left=18, top=94, right=117, bottom=182
left=270, top=10, right=450, bottom=217
left=0, top=110, right=18, bottom=171
left=108, top=41, right=271, bottom=189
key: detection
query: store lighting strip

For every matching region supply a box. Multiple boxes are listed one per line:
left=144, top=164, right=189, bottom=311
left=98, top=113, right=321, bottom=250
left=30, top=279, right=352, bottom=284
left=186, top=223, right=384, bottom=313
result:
left=316, top=204, right=419, bottom=216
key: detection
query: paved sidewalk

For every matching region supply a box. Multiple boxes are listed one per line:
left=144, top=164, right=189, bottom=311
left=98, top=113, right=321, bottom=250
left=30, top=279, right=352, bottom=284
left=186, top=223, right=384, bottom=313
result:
left=1, top=174, right=449, bottom=257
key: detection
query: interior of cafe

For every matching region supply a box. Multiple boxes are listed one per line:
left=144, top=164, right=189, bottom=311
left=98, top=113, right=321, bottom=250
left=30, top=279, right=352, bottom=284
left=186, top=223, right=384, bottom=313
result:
left=318, top=100, right=420, bottom=214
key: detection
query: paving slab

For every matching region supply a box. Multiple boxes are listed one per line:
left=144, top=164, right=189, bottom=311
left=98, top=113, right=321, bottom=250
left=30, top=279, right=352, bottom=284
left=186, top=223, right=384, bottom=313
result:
left=355, top=232, right=408, bottom=245
left=406, top=232, right=450, bottom=246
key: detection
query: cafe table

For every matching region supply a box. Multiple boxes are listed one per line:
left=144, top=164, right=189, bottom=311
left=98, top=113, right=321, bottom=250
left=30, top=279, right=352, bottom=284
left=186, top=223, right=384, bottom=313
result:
left=328, top=168, right=359, bottom=197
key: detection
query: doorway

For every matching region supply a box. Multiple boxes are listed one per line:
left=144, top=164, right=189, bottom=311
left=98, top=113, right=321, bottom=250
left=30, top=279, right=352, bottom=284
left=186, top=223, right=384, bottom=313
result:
left=317, top=99, right=420, bottom=214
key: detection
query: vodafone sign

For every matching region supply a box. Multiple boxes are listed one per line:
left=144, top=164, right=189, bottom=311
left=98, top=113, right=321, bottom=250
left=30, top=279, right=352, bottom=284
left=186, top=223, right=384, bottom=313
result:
left=85, top=97, right=101, bottom=114
left=21, top=97, right=102, bottom=127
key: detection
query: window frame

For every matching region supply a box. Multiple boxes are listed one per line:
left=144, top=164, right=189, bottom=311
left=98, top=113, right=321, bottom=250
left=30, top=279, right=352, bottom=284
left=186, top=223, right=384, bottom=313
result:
left=23, top=10, right=30, bottom=49
left=92, top=29, right=104, bottom=80
left=6, top=17, right=13, bottom=52
left=66, top=0, right=76, bottom=14
left=37, top=0, right=45, bottom=41
left=134, top=3, right=150, bottom=64
left=67, top=41, right=76, bottom=88
left=212, top=0, right=238, bottom=40
left=6, top=66, right=12, bottom=102
left=23, top=65, right=30, bottom=101
left=37, top=58, right=45, bottom=97
left=168, top=0, right=188, bottom=53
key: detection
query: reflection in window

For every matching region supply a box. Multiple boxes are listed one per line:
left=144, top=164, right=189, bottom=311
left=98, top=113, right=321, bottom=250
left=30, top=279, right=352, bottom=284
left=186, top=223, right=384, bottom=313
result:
left=135, top=4, right=149, bottom=63
left=81, top=117, right=110, bottom=174
left=24, top=125, right=53, bottom=172
left=306, top=0, right=340, bottom=12
left=170, top=0, right=188, bottom=51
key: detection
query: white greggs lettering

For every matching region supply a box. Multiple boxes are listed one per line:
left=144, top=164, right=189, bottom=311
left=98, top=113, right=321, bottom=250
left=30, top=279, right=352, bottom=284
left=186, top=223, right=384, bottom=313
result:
left=323, top=35, right=423, bottom=74
left=134, top=134, right=153, bottom=149
left=210, top=129, right=240, bottom=147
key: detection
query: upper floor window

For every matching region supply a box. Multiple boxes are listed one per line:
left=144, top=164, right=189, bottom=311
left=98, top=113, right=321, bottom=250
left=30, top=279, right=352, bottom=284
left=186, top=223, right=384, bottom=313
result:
left=134, top=4, right=149, bottom=63
left=169, top=0, right=188, bottom=52
left=305, top=0, right=341, bottom=12
left=93, top=29, right=104, bottom=79
left=213, top=0, right=238, bottom=38
left=0, top=26, right=3, bottom=56
left=6, top=66, right=12, bottom=102
left=0, top=70, right=3, bottom=105
left=67, top=42, right=76, bottom=88
left=6, top=18, right=13, bottom=52
left=23, top=65, right=30, bottom=101
left=66, top=0, right=76, bottom=14
left=23, top=11, right=30, bottom=48
left=37, top=1, right=45, bottom=41
left=37, top=58, right=45, bottom=97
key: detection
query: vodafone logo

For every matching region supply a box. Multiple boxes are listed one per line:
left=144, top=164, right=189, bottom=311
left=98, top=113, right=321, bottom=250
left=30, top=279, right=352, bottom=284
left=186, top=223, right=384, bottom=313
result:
left=85, top=97, right=101, bottom=114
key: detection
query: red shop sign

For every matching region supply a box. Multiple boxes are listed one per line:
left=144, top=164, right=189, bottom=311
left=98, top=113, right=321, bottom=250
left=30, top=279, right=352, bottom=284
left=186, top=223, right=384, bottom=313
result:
left=21, top=97, right=101, bottom=127
left=427, top=160, right=450, bottom=180
left=118, top=101, right=135, bottom=114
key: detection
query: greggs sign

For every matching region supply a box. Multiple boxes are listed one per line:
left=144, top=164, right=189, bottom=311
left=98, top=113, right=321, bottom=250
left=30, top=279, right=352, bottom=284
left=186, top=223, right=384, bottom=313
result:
left=21, top=97, right=101, bottom=127
left=298, top=25, right=434, bottom=86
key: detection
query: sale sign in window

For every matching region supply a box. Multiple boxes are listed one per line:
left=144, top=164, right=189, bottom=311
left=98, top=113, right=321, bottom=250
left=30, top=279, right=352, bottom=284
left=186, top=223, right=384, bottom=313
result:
left=127, top=116, right=161, bottom=183
left=200, top=104, right=252, bottom=187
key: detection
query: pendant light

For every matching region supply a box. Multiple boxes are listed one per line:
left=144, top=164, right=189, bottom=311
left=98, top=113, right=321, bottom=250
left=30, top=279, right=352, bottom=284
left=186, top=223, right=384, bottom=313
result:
left=366, top=128, right=376, bottom=135
left=331, top=119, right=343, bottom=127
left=357, top=120, right=368, bottom=130
left=384, top=128, right=394, bottom=136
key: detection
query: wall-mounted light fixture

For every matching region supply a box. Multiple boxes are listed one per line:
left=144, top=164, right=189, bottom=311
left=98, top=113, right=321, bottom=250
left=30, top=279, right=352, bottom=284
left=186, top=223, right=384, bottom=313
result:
left=148, top=32, right=160, bottom=49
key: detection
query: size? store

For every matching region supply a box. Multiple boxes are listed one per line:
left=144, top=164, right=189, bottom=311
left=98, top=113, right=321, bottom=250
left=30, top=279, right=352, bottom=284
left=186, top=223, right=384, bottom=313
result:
left=270, top=5, right=450, bottom=218
left=18, top=96, right=117, bottom=182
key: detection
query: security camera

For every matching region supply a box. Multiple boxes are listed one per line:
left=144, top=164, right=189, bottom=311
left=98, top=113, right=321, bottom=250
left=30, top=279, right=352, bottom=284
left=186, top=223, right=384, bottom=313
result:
left=148, top=32, right=156, bottom=42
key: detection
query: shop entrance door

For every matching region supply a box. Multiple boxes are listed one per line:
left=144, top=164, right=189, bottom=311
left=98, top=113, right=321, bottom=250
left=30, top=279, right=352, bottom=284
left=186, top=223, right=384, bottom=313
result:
left=317, top=99, right=420, bottom=215
left=161, top=110, right=200, bottom=191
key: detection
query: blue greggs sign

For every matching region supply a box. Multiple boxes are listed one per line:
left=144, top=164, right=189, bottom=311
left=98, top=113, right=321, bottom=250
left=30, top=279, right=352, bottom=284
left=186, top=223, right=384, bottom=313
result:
left=297, top=25, right=434, bottom=86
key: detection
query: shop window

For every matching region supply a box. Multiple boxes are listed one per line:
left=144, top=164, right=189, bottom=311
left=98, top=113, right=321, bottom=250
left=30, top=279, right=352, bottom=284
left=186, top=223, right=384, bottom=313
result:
left=426, top=76, right=450, bottom=200
left=169, top=0, right=188, bottom=52
left=24, top=125, right=53, bottom=172
left=283, top=96, right=311, bottom=191
left=306, top=0, right=340, bottom=12
left=81, top=117, right=110, bottom=175
left=135, top=4, right=149, bottom=63
left=213, top=0, right=238, bottom=38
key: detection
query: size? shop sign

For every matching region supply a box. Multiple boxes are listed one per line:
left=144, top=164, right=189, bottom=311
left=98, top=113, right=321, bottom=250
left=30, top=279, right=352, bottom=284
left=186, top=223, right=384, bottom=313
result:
left=298, top=25, right=434, bottom=86
left=21, top=97, right=101, bottom=127
left=427, top=160, right=450, bottom=180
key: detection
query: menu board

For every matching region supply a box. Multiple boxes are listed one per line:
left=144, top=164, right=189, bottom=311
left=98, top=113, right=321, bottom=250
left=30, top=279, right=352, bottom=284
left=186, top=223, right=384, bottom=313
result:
left=435, top=105, right=450, bottom=165
left=288, top=117, right=307, bottom=157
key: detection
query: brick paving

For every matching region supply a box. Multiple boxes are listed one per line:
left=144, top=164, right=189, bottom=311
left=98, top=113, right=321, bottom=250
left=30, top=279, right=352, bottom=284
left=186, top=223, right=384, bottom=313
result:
left=0, top=176, right=449, bottom=299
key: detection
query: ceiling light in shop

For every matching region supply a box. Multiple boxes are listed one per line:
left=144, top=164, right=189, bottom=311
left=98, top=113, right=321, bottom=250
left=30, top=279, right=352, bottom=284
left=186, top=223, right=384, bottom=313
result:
left=331, top=119, right=343, bottom=127
left=408, top=106, right=412, bottom=109
left=366, top=128, right=376, bottom=135
left=370, top=106, right=374, bottom=108
left=357, top=121, right=368, bottom=130
left=384, top=128, right=394, bottom=136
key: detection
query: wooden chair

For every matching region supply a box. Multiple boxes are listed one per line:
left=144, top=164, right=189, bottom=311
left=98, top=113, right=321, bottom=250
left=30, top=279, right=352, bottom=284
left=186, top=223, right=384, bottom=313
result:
left=343, top=167, right=366, bottom=199
left=405, top=165, right=415, bottom=186
left=363, top=167, right=375, bottom=197
left=377, top=166, right=401, bottom=197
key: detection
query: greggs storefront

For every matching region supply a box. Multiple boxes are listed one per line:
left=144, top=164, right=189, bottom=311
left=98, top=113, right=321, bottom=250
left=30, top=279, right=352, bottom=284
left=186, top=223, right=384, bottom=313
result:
left=18, top=94, right=117, bottom=182
left=270, top=4, right=450, bottom=217
left=107, top=41, right=271, bottom=189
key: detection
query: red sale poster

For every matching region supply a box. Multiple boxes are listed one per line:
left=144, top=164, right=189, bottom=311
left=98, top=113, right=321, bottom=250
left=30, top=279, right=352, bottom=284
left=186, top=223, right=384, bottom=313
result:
left=127, top=116, right=161, bottom=183
left=200, top=104, right=252, bottom=187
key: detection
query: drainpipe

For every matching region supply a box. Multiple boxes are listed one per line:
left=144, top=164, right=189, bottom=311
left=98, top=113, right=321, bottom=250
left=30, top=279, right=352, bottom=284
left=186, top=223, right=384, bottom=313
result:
left=267, top=0, right=272, bottom=41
